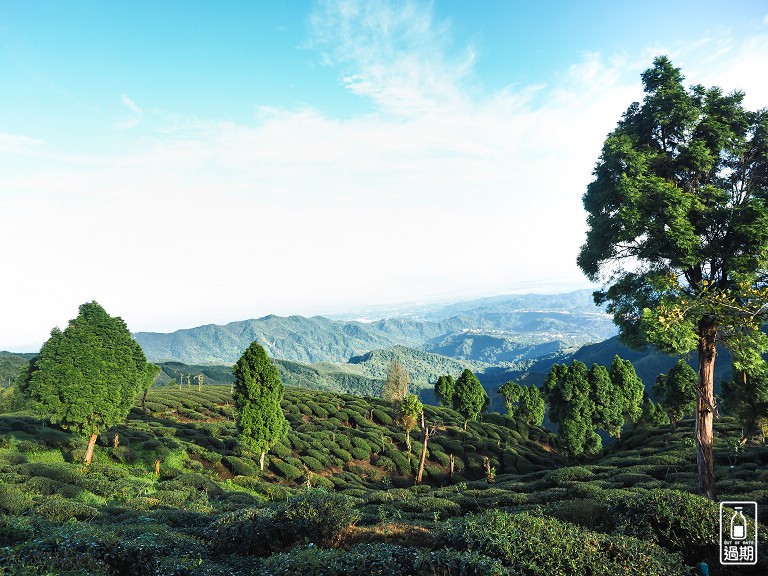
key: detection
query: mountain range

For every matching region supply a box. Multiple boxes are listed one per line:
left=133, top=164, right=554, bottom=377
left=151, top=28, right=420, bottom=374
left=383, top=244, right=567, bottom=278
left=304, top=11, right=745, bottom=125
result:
left=133, top=289, right=617, bottom=366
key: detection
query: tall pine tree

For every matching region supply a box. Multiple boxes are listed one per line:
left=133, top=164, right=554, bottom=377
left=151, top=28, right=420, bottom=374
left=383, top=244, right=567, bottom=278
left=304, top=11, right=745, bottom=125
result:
left=232, top=342, right=289, bottom=470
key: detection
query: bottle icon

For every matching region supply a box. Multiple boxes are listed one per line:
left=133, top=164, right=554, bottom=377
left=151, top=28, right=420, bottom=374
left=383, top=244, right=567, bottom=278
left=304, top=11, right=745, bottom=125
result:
left=731, top=507, right=747, bottom=540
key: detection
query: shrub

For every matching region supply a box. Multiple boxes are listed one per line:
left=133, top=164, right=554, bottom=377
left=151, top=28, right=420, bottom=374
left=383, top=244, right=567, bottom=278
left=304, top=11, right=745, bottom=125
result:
left=607, top=488, right=720, bottom=564
left=0, top=484, right=34, bottom=515
left=35, top=496, right=99, bottom=521
left=212, top=489, right=359, bottom=556
left=259, top=543, right=505, bottom=576
left=271, top=459, right=303, bottom=481
left=438, top=509, right=688, bottom=575
left=223, top=455, right=259, bottom=477
left=300, top=455, right=325, bottom=472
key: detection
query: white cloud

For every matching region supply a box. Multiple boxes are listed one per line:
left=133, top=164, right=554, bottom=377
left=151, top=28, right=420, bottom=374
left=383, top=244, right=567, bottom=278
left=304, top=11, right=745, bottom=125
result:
left=0, top=133, right=45, bottom=154
left=115, top=94, right=144, bottom=129
left=2, top=1, right=767, bottom=350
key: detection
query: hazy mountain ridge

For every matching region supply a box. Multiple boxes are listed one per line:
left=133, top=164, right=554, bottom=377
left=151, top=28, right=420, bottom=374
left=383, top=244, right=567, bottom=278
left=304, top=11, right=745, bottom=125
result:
left=134, top=290, right=617, bottom=366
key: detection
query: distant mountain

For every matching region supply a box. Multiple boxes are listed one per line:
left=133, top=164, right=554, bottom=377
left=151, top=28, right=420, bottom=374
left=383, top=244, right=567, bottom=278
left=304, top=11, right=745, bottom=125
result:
left=135, top=290, right=616, bottom=366
left=134, top=315, right=466, bottom=365
left=424, top=331, right=576, bottom=365
left=0, top=351, right=35, bottom=387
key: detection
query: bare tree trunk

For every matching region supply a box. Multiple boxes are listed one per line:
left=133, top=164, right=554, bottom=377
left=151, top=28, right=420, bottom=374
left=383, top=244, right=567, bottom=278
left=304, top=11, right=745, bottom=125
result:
left=259, top=451, right=266, bottom=471
left=84, top=433, right=98, bottom=465
left=697, top=318, right=718, bottom=500
left=154, top=459, right=161, bottom=476
left=449, top=453, right=455, bottom=480
left=141, top=390, right=148, bottom=413
left=416, top=422, right=430, bottom=484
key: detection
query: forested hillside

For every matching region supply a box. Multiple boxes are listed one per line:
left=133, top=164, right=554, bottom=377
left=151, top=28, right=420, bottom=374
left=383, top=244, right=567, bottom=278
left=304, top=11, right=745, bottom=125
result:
left=133, top=290, right=617, bottom=366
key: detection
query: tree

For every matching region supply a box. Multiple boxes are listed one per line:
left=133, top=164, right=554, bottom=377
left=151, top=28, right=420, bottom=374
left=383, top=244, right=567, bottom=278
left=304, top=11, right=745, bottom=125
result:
left=589, top=363, right=625, bottom=440
left=543, top=360, right=601, bottom=457
left=653, top=359, right=698, bottom=427
left=139, top=363, right=162, bottom=413
left=498, top=381, right=523, bottom=414
left=638, top=392, right=670, bottom=428
left=20, top=301, right=151, bottom=465
left=382, top=359, right=410, bottom=403
left=577, top=56, right=768, bottom=499
left=232, top=342, right=289, bottom=470
left=721, top=363, right=768, bottom=439
left=399, top=393, right=423, bottom=452
left=434, top=374, right=456, bottom=407
left=453, top=368, right=488, bottom=430
left=609, top=355, right=644, bottom=426
left=517, top=385, right=545, bottom=427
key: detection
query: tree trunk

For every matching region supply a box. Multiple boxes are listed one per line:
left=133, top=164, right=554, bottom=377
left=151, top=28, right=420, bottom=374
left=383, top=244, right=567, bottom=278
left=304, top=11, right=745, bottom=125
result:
left=84, top=433, right=98, bottom=465
left=142, top=390, right=148, bottom=413
left=416, top=414, right=429, bottom=485
left=449, top=453, right=455, bottom=479
left=696, top=318, right=718, bottom=500
left=259, top=451, right=266, bottom=471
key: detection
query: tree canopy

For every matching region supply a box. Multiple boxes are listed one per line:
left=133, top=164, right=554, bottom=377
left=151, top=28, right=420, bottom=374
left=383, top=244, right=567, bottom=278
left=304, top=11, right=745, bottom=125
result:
left=453, top=368, right=488, bottom=429
left=577, top=55, right=768, bottom=498
left=232, top=342, right=289, bottom=470
left=653, top=359, right=698, bottom=427
left=20, top=301, right=154, bottom=464
left=434, top=374, right=456, bottom=407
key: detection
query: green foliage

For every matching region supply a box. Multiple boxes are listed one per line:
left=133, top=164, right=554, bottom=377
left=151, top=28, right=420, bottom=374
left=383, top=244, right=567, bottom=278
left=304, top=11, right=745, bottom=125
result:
left=517, top=384, right=545, bottom=426
left=544, top=361, right=601, bottom=457
left=577, top=55, right=768, bottom=497
left=434, top=374, right=456, bottom=407
left=497, top=380, right=523, bottom=414
left=607, top=489, right=720, bottom=565
left=233, top=342, right=289, bottom=463
left=439, top=509, right=689, bottom=575
left=453, top=369, right=488, bottom=427
left=638, top=393, right=671, bottom=427
left=653, top=359, right=697, bottom=425
left=259, top=543, right=506, bottom=576
left=20, top=301, right=152, bottom=439
left=722, top=365, right=768, bottom=438
left=212, top=489, right=359, bottom=556
left=609, top=355, right=644, bottom=424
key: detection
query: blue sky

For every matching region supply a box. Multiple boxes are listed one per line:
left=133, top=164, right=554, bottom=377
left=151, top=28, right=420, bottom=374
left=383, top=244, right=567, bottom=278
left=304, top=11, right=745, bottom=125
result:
left=2, top=0, right=767, bottom=351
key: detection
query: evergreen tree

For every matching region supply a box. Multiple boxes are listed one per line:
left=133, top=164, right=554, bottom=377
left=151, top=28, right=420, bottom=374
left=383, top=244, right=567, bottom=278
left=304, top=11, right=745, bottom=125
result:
left=578, top=55, right=768, bottom=499
left=653, top=359, right=697, bottom=427
left=232, top=342, right=289, bottom=470
left=609, top=356, right=644, bottom=425
left=498, top=380, right=523, bottom=415
left=543, top=360, right=601, bottom=457
left=382, top=359, right=410, bottom=403
left=638, top=392, right=670, bottom=428
left=20, top=301, right=151, bottom=465
left=517, top=385, right=545, bottom=427
left=721, top=365, right=768, bottom=439
left=589, top=363, right=625, bottom=440
left=434, top=374, right=456, bottom=407
left=453, top=368, right=488, bottom=430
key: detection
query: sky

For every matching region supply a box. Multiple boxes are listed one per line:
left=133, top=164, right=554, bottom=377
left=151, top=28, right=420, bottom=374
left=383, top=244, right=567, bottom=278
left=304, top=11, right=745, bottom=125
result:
left=1, top=0, right=768, bottom=351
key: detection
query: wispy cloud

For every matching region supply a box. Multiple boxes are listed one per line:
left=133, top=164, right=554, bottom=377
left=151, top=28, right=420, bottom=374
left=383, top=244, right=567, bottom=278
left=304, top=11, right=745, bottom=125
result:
left=0, top=133, right=45, bottom=155
left=2, top=0, right=768, bottom=350
left=308, top=0, right=475, bottom=116
left=115, top=93, right=144, bottom=129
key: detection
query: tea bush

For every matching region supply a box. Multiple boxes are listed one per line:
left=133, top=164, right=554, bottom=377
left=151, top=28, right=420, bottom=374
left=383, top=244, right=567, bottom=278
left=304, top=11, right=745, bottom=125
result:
left=439, top=509, right=689, bottom=575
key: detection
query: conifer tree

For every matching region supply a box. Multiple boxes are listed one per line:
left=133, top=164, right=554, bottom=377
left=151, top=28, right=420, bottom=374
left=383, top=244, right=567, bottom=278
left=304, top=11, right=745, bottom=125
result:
left=20, top=301, right=152, bottom=465
left=578, top=55, right=768, bottom=498
left=434, top=374, right=456, bottom=407
left=517, top=385, right=545, bottom=427
left=232, top=342, right=289, bottom=470
left=453, top=368, right=488, bottom=430
left=653, top=359, right=699, bottom=427
left=498, top=380, right=523, bottom=414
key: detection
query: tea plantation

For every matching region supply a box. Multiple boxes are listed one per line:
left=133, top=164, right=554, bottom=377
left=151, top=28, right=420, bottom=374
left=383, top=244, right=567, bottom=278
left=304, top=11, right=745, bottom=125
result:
left=1, top=384, right=766, bottom=575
